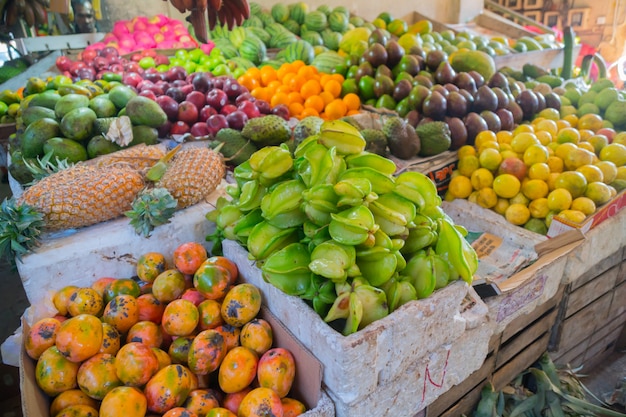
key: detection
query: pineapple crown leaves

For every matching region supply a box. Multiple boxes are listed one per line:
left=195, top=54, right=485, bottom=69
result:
left=0, top=198, right=44, bottom=265
left=125, top=187, right=178, bottom=238
left=145, top=144, right=183, bottom=182
left=23, top=151, right=74, bottom=186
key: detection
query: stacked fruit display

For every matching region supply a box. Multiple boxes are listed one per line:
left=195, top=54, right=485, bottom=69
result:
left=207, top=119, right=479, bottom=335
left=446, top=107, right=626, bottom=235
left=85, top=15, right=199, bottom=56
left=23, top=242, right=308, bottom=416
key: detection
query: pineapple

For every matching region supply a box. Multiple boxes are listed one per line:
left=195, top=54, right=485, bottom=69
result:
left=91, top=143, right=167, bottom=172
left=126, top=188, right=178, bottom=238
left=156, top=146, right=226, bottom=209
left=18, top=164, right=145, bottom=231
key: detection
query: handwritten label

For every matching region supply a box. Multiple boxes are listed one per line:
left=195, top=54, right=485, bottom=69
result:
left=497, top=273, right=547, bottom=322
left=421, top=349, right=451, bottom=403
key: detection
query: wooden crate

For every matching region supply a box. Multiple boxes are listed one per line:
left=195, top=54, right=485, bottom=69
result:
left=549, top=252, right=626, bottom=368
left=424, top=285, right=564, bottom=416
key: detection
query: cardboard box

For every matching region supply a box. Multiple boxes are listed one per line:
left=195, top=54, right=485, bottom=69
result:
left=547, top=189, right=626, bottom=238
left=20, top=305, right=335, bottom=417
left=442, top=199, right=582, bottom=333
left=223, top=240, right=492, bottom=416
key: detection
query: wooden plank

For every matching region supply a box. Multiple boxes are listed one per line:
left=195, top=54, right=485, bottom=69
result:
left=426, top=355, right=495, bottom=417
left=492, top=333, right=550, bottom=391
left=609, top=282, right=626, bottom=321
left=583, top=325, right=625, bottom=368
left=589, top=311, right=626, bottom=348
left=496, top=307, right=557, bottom=369
left=501, top=286, right=562, bottom=343
left=618, top=260, right=626, bottom=286
left=557, top=292, right=613, bottom=353
left=437, top=382, right=486, bottom=417
left=492, top=46, right=580, bottom=71
left=571, top=251, right=623, bottom=290
left=565, top=266, right=618, bottom=318
left=474, top=9, right=539, bottom=38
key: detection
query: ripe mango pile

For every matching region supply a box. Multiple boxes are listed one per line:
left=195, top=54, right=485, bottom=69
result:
left=24, top=242, right=306, bottom=417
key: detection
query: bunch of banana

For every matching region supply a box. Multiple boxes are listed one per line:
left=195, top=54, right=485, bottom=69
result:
left=1, top=0, right=49, bottom=28
left=207, top=119, right=480, bottom=335
left=165, top=0, right=249, bottom=42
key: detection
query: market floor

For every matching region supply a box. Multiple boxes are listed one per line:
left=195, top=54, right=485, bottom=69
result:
left=0, top=178, right=623, bottom=416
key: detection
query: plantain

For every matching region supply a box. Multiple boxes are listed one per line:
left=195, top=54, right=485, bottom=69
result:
left=4, top=0, right=19, bottom=27
left=168, top=0, right=187, bottom=14
left=231, top=0, right=249, bottom=19
left=31, top=0, right=46, bottom=26
left=22, top=0, right=35, bottom=27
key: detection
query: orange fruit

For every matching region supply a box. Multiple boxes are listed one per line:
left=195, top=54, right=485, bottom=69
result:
left=304, top=95, right=325, bottom=113
left=325, top=98, right=348, bottom=120
left=342, top=93, right=361, bottom=111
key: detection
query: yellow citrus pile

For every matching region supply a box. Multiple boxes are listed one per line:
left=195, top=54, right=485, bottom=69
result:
left=237, top=61, right=361, bottom=120
left=446, top=111, right=626, bottom=235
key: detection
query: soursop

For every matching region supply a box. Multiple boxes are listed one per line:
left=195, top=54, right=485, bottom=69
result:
left=293, top=116, right=324, bottom=145
left=361, top=128, right=388, bottom=156
left=241, top=115, right=292, bottom=145
left=415, top=121, right=451, bottom=157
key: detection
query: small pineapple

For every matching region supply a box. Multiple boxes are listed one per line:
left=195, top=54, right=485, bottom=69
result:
left=18, top=164, right=145, bottom=231
left=126, top=187, right=178, bottom=238
left=0, top=198, right=44, bottom=264
left=91, top=143, right=167, bottom=172
left=156, top=146, right=226, bottom=209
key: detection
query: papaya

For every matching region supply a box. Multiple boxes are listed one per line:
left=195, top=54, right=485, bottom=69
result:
left=449, top=50, right=496, bottom=81
left=43, top=137, right=89, bottom=163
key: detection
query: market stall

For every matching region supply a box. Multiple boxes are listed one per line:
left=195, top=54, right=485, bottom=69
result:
left=0, top=0, right=625, bottom=416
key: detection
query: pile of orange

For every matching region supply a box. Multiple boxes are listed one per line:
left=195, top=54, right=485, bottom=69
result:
left=237, top=60, right=361, bottom=120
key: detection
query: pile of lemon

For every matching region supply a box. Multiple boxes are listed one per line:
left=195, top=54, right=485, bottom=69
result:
left=446, top=110, right=626, bottom=235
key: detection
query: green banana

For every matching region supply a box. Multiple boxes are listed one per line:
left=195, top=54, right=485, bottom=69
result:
left=309, top=240, right=359, bottom=283
left=261, top=179, right=307, bottom=228
left=435, top=218, right=478, bottom=285
left=394, top=171, right=442, bottom=210
left=246, top=221, right=299, bottom=261
left=301, top=184, right=340, bottom=226
left=345, top=151, right=397, bottom=176
left=329, top=205, right=379, bottom=246
left=318, top=119, right=366, bottom=155
left=261, top=242, right=312, bottom=296
left=333, top=177, right=377, bottom=207
left=339, top=167, right=396, bottom=195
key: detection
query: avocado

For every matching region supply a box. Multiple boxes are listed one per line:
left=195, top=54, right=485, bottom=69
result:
left=20, top=118, right=61, bottom=158
left=125, top=96, right=167, bottom=128
left=43, top=137, right=88, bottom=163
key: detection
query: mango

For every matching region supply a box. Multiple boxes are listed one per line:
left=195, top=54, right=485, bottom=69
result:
left=28, top=90, right=62, bottom=110
left=43, top=137, right=88, bottom=163
left=21, top=106, right=56, bottom=127
left=55, top=94, right=89, bottom=119
left=87, top=135, right=122, bottom=159
left=60, top=107, right=97, bottom=141
left=21, top=118, right=61, bottom=158
left=125, top=96, right=168, bottom=128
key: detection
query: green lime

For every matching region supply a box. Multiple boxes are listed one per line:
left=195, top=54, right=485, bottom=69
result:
left=376, top=94, right=397, bottom=110
left=341, top=78, right=358, bottom=96
left=138, top=56, right=155, bottom=70
left=358, top=75, right=376, bottom=101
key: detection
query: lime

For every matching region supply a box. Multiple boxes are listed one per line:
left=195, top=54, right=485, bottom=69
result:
left=524, top=218, right=548, bottom=235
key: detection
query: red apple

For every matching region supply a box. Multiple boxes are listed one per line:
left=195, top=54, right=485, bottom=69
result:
left=235, top=92, right=255, bottom=106
left=81, top=49, right=98, bottom=62
left=178, top=100, right=199, bottom=124
left=170, top=120, right=190, bottom=135
left=156, top=95, right=180, bottom=121
left=185, top=90, right=206, bottom=110
left=226, top=110, right=248, bottom=130
left=498, top=157, right=527, bottom=181
left=56, top=55, right=73, bottom=72
left=122, top=72, right=144, bottom=88
left=206, top=114, right=228, bottom=137
left=271, top=104, right=290, bottom=121
left=154, top=54, right=170, bottom=66
left=220, top=104, right=238, bottom=116
left=157, top=120, right=172, bottom=138
left=165, top=86, right=187, bottom=103
left=190, top=122, right=210, bottom=137
left=92, top=56, right=110, bottom=71
left=69, top=60, right=87, bottom=75
left=139, top=90, right=157, bottom=101
left=255, top=99, right=271, bottom=114
left=238, top=100, right=261, bottom=119
left=199, top=105, right=217, bottom=122
left=205, top=89, right=228, bottom=111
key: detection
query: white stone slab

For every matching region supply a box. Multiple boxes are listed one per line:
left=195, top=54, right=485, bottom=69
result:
left=223, top=240, right=489, bottom=403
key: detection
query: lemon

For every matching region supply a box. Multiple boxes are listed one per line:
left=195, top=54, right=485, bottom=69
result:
left=535, top=131, right=553, bottom=146
left=524, top=218, right=548, bottom=235
left=528, top=163, right=551, bottom=181
left=556, top=127, right=581, bottom=144
left=513, top=124, right=534, bottom=135
left=493, top=198, right=510, bottom=215
left=617, top=166, right=626, bottom=180
left=477, top=142, right=500, bottom=155
left=505, top=203, right=531, bottom=225
left=563, top=147, right=595, bottom=171
left=599, top=143, right=626, bottom=166
left=511, top=132, right=540, bottom=154
left=535, top=118, right=559, bottom=135
left=558, top=209, right=587, bottom=224
left=546, top=156, right=564, bottom=174
left=479, top=148, right=503, bottom=171
left=555, top=171, right=588, bottom=198
left=555, top=142, right=578, bottom=160
left=571, top=197, right=596, bottom=215
left=457, top=155, right=480, bottom=177
left=470, top=168, right=494, bottom=190
left=547, top=188, right=573, bottom=211
left=576, top=164, right=604, bottom=183
left=522, top=179, right=549, bottom=200
left=496, top=131, right=513, bottom=145
left=474, top=130, right=498, bottom=149
left=510, top=191, right=530, bottom=206
left=477, top=187, right=498, bottom=208
left=468, top=190, right=479, bottom=204
left=523, top=144, right=549, bottom=166
left=594, top=160, right=617, bottom=184
left=493, top=174, right=521, bottom=199
left=448, top=175, right=473, bottom=199
left=529, top=198, right=550, bottom=218
left=457, top=145, right=477, bottom=159
left=584, top=181, right=613, bottom=205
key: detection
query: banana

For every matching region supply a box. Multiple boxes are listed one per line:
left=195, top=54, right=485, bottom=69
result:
left=188, top=7, right=208, bottom=43
left=15, top=0, right=24, bottom=14
left=207, top=6, right=217, bottom=29
left=5, top=0, right=20, bottom=27
left=22, top=0, right=35, bottom=27
left=218, top=0, right=234, bottom=29
left=194, top=0, right=207, bottom=11
left=169, top=0, right=187, bottom=14
left=181, top=0, right=193, bottom=12
left=31, top=0, right=46, bottom=26
left=231, top=0, right=249, bottom=19
left=34, top=0, right=50, bottom=7
left=208, top=0, right=221, bottom=12
left=225, top=0, right=243, bottom=27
